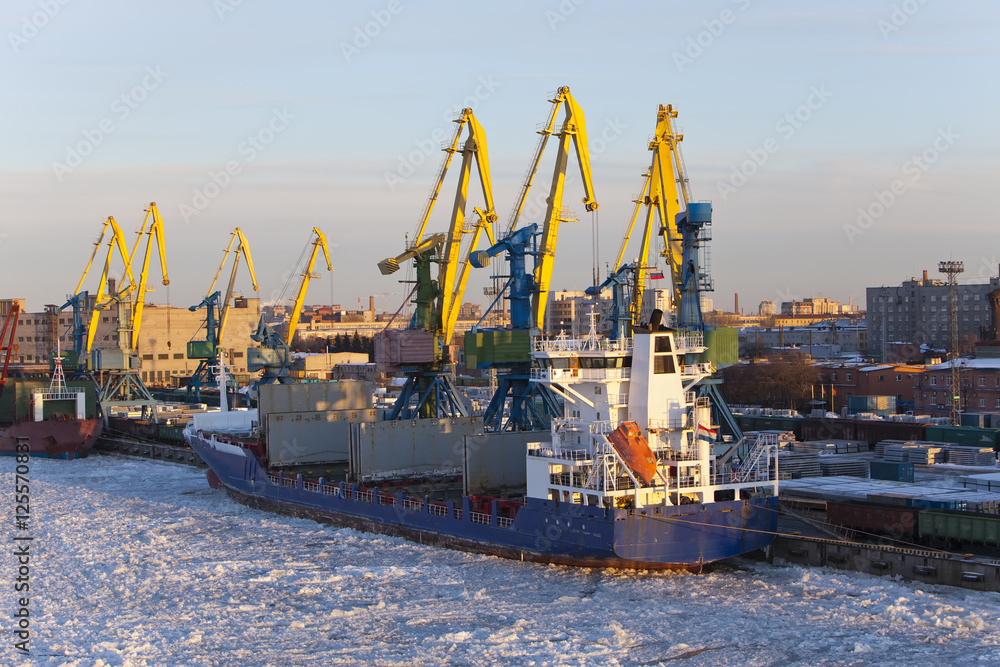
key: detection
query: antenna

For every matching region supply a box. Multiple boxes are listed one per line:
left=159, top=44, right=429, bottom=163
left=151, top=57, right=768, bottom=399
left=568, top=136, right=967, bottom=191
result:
left=938, top=260, right=964, bottom=425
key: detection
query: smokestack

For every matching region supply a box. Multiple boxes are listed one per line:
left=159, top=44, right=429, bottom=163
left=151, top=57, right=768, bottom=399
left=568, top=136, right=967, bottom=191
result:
left=734, top=293, right=739, bottom=314
left=369, top=296, right=375, bottom=313
left=922, top=270, right=928, bottom=283
left=108, top=277, right=116, bottom=296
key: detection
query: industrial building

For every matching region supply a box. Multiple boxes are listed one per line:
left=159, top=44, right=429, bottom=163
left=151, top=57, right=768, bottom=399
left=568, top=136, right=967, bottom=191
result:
left=7, top=297, right=261, bottom=387
left=740, top=319, right=867, bottom=359
left=867, top=269, right=1000, bottom=360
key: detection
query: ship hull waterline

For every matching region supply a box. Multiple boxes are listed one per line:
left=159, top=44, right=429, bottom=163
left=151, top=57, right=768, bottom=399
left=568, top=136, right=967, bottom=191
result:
left=0, top=418, right=104, bottom=459
left=192, top=434, right=779, bottom=571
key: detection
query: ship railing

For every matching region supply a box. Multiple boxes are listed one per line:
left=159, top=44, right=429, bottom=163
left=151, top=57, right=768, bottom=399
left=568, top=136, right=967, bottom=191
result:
left=671, top=475, right=699, bottom=489
left=354, top=489, right=375, bottom=503
left=453, top=507, right=463, bottom=520
left=377, top=491, right=397, bottom=507
left=530, top=367, right=631, bottom=382
left=607, top=392, right=629, bottom=407
left=428, top=503, right=448, bottom=517
left=533, top=337, right=633, bottom=353
left=674, top=332, right=704, bottom=351
left=497, top=516, right=514, bottom=528
left=680, top=362, right=713, bottom=377
left=31, top=387, right=85, bottom=399
left=656, top=450, right=699, bottom=462
left=731, top=433, right=779, bottom=484
left=469, top=510, right=491, bottom=525
left=267, top=474, right=298, bottom=489
left=402, top=497, right=424, bottom=512
left=552, top=418, right=616, bottom=436
left=549, top=472, right=589, bottom=488
left=648, top=417, right=687, bottom=431
left=529, top=443, right=591, bottom=462
left=321, top=484, right=342, bottom=497
left=302, top=480, right=321, bottom=493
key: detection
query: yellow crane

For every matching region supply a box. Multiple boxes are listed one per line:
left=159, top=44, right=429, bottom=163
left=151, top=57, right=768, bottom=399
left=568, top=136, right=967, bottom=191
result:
left=612, top=104, right=688, bottom=322
left=85, top=202, right=169, bottom=422
left=376, top=108, right=496, bottom=420
left=205, top=227, right=259, bottom=342
left=285, top=227, right=332, bottom=347
left=80, top=216, right=137, bottom=355
left=187, top=228, right=259, bottom=401
left=126, top=202, right=170, bottom=351
left=249, top=227, right=331, bottom=386
left=378, top=108, right=497, bottom=349
left=528, top=86, right=599, bottom=327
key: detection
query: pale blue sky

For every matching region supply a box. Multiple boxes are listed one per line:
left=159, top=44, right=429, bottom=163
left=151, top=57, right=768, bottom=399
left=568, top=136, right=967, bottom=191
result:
left=2, top=1, right=998, bottom=314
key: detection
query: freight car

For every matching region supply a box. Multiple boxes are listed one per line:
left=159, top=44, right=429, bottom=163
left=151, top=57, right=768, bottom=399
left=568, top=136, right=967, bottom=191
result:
left=918, top=509, right=1000, bottom=550
left=827, top=500, right=1000, bottom=553
left=825, top=500, right=919, bottom=542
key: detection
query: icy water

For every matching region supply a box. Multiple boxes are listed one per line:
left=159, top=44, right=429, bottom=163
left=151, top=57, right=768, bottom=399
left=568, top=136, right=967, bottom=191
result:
left=3, top=456, right=1000, bottom=666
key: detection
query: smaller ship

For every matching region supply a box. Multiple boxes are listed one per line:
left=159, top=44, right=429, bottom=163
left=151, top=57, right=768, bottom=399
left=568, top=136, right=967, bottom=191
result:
left=0, top=340, right=103, bottom=459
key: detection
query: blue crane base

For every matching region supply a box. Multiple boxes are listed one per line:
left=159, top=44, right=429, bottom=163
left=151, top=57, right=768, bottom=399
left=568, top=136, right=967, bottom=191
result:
left=387, top=371, right=470, bottom=421
left=483, top=372, right=561, bottom=432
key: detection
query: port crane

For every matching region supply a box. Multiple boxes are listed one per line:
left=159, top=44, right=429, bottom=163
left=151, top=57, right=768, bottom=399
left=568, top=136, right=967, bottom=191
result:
left=88, top=202, right=169, bottom=422
left=526, top=86, right=599, bottom=325
left=187, top=227, right=259, bottom=402
left=609, top=106, right=742, bottom=446
left=0, top=302, right=20, bottom=399
left=59, top=216, right=137, bottom=375
left=468, top=86, right=598, bottom=431
left=376, top=108, right=497, bottom=420
left=248, top=227, right=332, bottom=388
left=591, top=104, right=689, bottom=339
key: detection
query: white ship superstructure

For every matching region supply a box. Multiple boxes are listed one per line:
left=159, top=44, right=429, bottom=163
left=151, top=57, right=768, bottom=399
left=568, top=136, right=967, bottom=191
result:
left=527, top=326, right=778, bottom=509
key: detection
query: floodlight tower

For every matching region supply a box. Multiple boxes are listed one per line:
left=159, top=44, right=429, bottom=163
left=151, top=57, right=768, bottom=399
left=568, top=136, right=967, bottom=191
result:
left=939, top=260, right=964, bottom=425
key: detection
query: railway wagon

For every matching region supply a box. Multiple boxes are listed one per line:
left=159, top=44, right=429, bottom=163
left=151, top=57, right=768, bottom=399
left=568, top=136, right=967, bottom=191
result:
left=826, top=500, right=919, bottom=542
left=918, top=509, right=1000, bottom=548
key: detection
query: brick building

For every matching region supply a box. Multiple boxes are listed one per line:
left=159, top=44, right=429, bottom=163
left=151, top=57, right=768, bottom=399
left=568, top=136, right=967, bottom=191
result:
left=867, top=269, right=1000, bottom=360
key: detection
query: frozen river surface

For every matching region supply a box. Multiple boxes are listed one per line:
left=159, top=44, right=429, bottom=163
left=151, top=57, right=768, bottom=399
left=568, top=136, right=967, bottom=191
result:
left=3, top=456, right=1000, bottom=666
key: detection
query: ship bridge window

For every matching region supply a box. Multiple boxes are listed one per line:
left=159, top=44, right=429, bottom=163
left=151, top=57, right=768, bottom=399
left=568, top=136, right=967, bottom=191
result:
left=655, top=336, right=672, bottom=353
left=579, top=357, right=609, bottom=369
left=654, top=354, right=676, bottom=375
left=552, top=358, right=571, bottom=370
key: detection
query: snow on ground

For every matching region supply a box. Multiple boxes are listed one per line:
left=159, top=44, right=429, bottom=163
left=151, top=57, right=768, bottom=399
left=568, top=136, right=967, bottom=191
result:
left=3, top=456, right=1000, bottom=666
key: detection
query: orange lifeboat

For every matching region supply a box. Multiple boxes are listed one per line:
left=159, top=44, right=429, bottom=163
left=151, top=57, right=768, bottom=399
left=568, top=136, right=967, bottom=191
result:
left=607, top=421, right=657, bottom=485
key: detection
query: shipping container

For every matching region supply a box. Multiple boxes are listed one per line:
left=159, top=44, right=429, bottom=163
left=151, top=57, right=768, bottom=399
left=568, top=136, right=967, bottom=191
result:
left=869, top=460, right=915, bottom=483
left=464, top=330, right=531, bottom=369
left=703, top=326, right=738, bottom=368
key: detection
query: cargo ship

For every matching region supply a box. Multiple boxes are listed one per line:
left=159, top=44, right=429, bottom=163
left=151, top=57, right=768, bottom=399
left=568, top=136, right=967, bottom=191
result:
left=0, top=355, right=103, bottom=459
left=185, top=322, right=780, bottom=570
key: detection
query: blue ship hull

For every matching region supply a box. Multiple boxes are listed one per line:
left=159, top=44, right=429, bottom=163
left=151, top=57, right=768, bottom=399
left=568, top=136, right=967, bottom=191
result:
left=190, top=434, right=779, bottom=570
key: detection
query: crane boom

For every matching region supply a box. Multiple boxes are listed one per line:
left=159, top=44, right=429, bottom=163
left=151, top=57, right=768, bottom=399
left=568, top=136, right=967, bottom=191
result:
left=438, top=110, right=498, bottom=345
left=411, top=113, right=468, bottom=246
left=531, top=86, right=599, bottom=328
left=285, top=227, right=333, bottom=347
left=211, top=228, right=259, bottom=342
left=129, top=202, right=169, bottom=351
left=607, top=104, right=691, bottom=326
left=503, top=95, right=561, bottom=236
left=84, top=217, right=137, bottom=354
left=0, top=302, right=20, bottom=398
left=378, top=109, right=497, bottom=349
